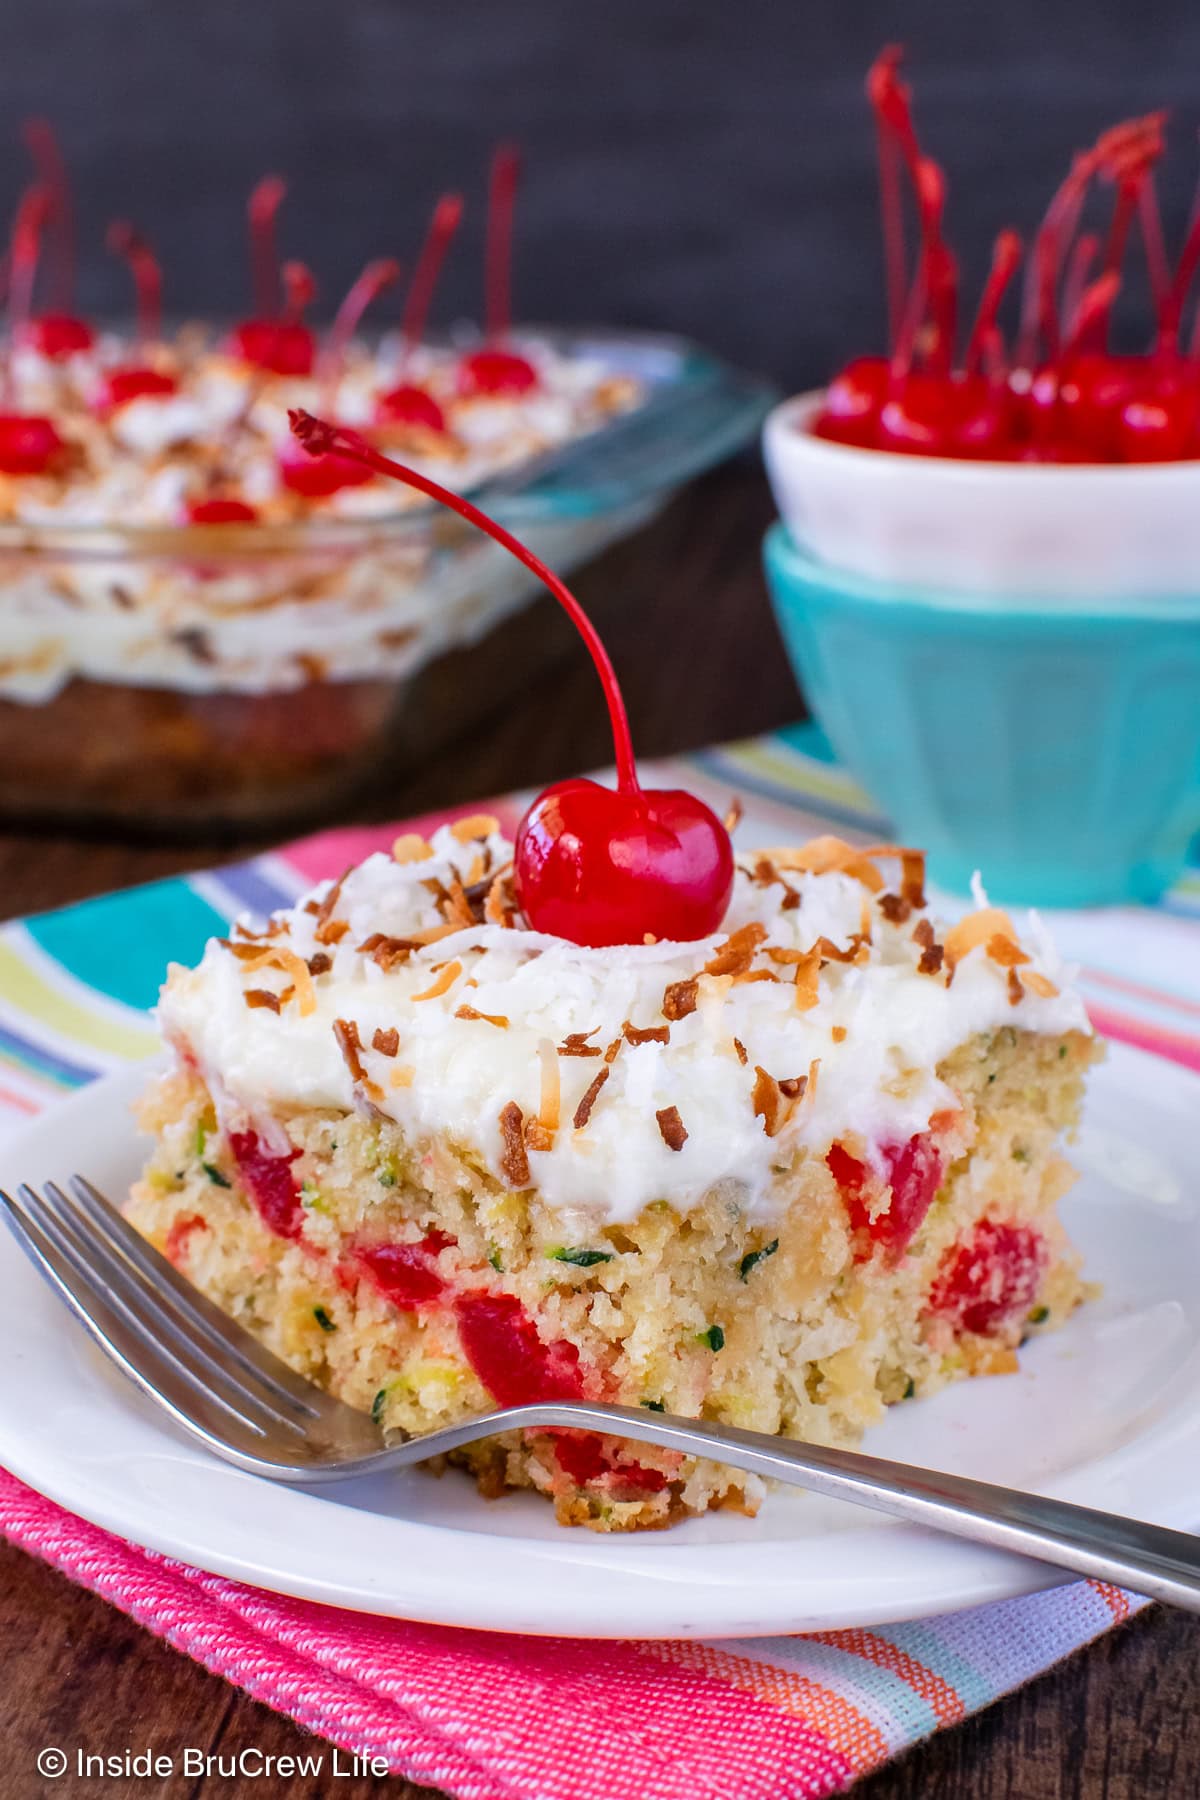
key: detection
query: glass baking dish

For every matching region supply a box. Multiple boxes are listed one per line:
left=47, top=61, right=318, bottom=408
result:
left=0, top=329, right=772, bottom=835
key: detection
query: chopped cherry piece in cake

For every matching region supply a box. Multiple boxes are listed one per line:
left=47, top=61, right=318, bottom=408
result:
left=0, top=414, right=64, bottom=475
left=25, top=312, right=94, bottom=359
left=375, top=382, right=448, bottom=433
left=229, top=1131, right=303, bottom=1240
left=187, top=496, right=259, bottom=524
left=552, top=1431, right=668, bottom=1492
left=164, top=1212, right=208, bottom=1266
left=455, top=1291, right=585, bottom=1406
left=458, top=347, right=539, bottom=397
left=353, top=1237, right=449, bottom=1310
left=828, top=1131, right=944, bottom=1259
left=929, top=1219, right=1047, bottom=1336
left=99, top=367, right=178, bottom=410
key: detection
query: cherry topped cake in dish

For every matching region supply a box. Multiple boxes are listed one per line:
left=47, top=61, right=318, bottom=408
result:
left=128, top=425, right=1101, bottom=1531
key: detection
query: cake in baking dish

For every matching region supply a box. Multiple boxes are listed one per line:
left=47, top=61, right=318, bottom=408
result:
left=128, top=822, right=1100, bottom=1530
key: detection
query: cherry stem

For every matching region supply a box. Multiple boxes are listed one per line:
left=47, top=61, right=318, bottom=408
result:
left=485, top=142, right=520, bottom=341
left=106, top=221, right=162, bottom=348
left=1161, top=203, right=1200, bottom=354
left=1138, top=174, right=1171, bottom=324
left=1017, top=152, right=1095, bottom=366
left=1062, top=270, right=1121, bottom=360
left=867, top=47, right=913, bottom=350
left=281, top=260, right=317, bottom=325
left=964, top=229, right=1022, bottom=376
left=248, top=176, right=288, bottom=318
left=5, top=186, right=49, bottom=406
left=22, top=119, right=73, bottom=311
left=288, top=409, right=640, bottom=793
left=402, top=192, right=464, bottom=357
left=322, top=257, right=400, bottom=406
left=1061, top=231, right=1100, bottom=341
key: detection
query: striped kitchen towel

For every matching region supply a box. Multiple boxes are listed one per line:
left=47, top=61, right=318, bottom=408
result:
left=2, top=723, right=1195, bottom=1799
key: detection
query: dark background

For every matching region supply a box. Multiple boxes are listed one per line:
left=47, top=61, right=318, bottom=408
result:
left=3, top=1, right=1198, bottom=389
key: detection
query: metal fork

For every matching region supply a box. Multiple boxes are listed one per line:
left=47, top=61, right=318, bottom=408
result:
left=4, top=1176, right=1200, bottom=1613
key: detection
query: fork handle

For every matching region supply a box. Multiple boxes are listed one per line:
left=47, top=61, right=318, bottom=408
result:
left=383, top=1401, right=1200, bottom=1611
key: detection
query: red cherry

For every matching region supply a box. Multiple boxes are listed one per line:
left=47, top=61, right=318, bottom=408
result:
left=353, top=1236, right=449, bottom=1310
left=828, top=1131, right=944, bottom=1260
left=98, top=366, right=178, bottom=410
left=515, top=778, right=734, bottom=948
left=458, top=346, right=539, bottom=397
left=187, top=496, right=259, bottom=524
left=231, top=178, right=317, bottom=376
left=0, top=413, right=64, bottom=475
left=1118, top=388, right=1200, bottom=461
left=928, top=1219, right=1046, bottom=1336
left=876, top=372, right=1013, bottom=459
left=232, top=316, right=316, bottom=378
left=813, top=356, right=889, bottom=447
left=278, top=433, right=374, bottom=496
left=454, top=1291, right=585, bottom=1405
left=457, top=143, right=539, bottom=398
left=375, top=382, right=447, bottom=432
left=287, top=408, right=736, bottom=946
left=23, top=312, right=94, bottom=359
left=228, top=1131, right=303, bottom=1240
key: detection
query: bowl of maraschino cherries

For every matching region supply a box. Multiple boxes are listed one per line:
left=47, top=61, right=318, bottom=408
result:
left=762, top=48, right=1200, bottom=907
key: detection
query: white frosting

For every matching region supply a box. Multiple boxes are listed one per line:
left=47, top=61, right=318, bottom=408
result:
left=158, top=827, right=1091, bottom=1226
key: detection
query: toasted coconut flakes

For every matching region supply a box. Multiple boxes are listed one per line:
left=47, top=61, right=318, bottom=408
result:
left=525, top=1120, right=555, bottom=1153
left=603, top=1036, right=623, bottom=1065
left=662, top=977, right=699, bottom=1021
left=233, top=917, right=289, bottom=942
left=918, top=943, right=945, bottom=976
left=464, top=852, right=485, bottom=887
left=244, top=988, right=281, bottom=1013
left=815, top=934, right=870, bottom=967
left=392, top=833, right=433, bottom=864
left=656, top=1106, right=688, bottom=1151
left=1008, top=967, right=1024, bottom=1006
left=455, top=1003, right=509, bottom=1028
left=390, top=1065, right=415, bottom=1088
left=372, top=1027, right=400, bottom=1057
left=444, top=877, right=477, bottom=930
left=357, top=932, right=416, bottom=972
left=315, top=917, right=350, bottom=945
left=806, top=1056, right=821, bottom=1100
left=771, top=835, right=885, bottom=893
left=732, top=1036, right=748, bottom=1065
left=879, top=892, right=912, bottom=924
left=559, top=1030, right=602, bottom=1058
left=861, top=844, right=927, bottom=907
left=831, top=1025, right=847, bottom=1043
left=643, top=933, right=657, bottom=946
left=705, top=922, right=768, bottom=978
left=623, top=1021, right=670, bottom=1046
left=411, top=922, right=465, bottom=946
left=218, top=939, right=278, bottom=964
left=411, top=959, right=463, bottom=1002
left=943, top=907, right=1020, bottom=969
left=307, top=952, right=333, bottom=976
left=333, top=1018, right=383, bottom=1101
left=314, top=869, right=350, bottom=930
left=536, top=1037, right=561, bottom=1135
left=252, top=947, right=315, bottom=1015
left=451, top=812, right=500, bottom=843
left=1023, top=970, right=1060, bottom=998
left=573, top=1068, right=609, bottom=1130
left=498, top=1102, right=531, bottom=1187
left=794, top=948, right=821, bottom=1010
left=912, top=918, right=936, bottom=950
left=752, top=1066, right=796, bottom=1138
left=985, top=931, right=1031, bottom=969
left=724, top=796, right=743, bottom=833
left=859, top=895, right=874, bottom=941
left=733, top=968, right=779, bottom=986
left=484, top=866, right=518, bottom=928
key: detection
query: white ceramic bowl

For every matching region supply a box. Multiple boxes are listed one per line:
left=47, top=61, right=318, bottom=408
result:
left=764, top=390, right=1200, bottom=600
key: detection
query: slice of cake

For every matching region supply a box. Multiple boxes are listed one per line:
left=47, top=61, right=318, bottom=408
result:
left=129, top=822, right=1100, bottom=1531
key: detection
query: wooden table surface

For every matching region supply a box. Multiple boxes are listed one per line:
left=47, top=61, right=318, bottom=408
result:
left=2, top=464, right=1197, bottom=1799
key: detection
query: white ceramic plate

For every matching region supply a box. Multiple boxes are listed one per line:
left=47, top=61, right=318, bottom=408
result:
left=1, top=1046, right=1197, bottom=1640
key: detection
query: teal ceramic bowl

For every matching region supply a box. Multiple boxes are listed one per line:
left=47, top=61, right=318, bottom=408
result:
left=764, top=522, right=1200, bottom=905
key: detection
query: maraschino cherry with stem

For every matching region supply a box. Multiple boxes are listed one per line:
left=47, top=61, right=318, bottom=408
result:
left=278, top=259, right=399, bottom=498
left=0, top=186, right=66, bottom=476
left=230, top=178, right=317, bottom=377
left=98, top=222, right=178, bottom=411
left=458, top=143, right=539, bottom=399
left=20, top=118, right=94, bottom=360
left=288, top=407, right=735, bottom=946
left=376, top=192, right=464, bottom=433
